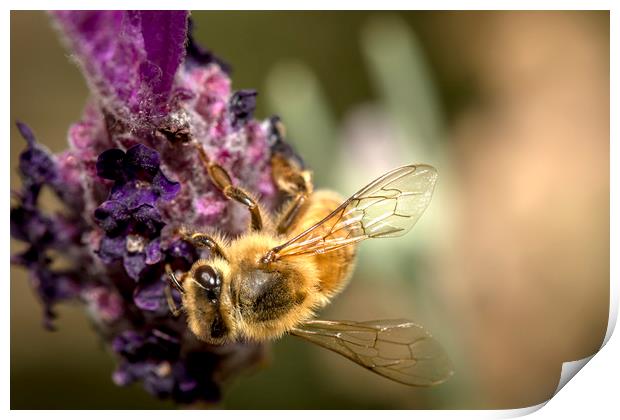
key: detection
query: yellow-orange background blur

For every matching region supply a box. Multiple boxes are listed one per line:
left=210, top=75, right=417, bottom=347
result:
left=11, top=11, right=609, bottom=409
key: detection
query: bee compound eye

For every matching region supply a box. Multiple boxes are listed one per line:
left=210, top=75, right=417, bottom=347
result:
left=194, top=265, right=222, bottom=304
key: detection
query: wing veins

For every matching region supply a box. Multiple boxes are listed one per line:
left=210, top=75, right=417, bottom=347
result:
left=269, top=164, right=438, bottom=260
left=290, top=319, right=453, bottom=387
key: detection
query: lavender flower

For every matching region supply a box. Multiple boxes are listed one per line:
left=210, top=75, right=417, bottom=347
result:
left=11, top=11, right=295, bottom=404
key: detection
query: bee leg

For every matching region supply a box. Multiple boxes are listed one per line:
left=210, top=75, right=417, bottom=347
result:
left=276, top=193, right=308, bottom=234
left=165, top=264, right=184, bottom=316
left=194, top=143, right=263, bottom=231
left=271, top=154, right=314, bottom=234
left=164, top=283, right=181, bottom=317
left=180, top=230, right=227, bottom=261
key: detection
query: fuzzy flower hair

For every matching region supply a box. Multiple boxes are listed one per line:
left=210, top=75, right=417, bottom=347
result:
left=11, top=11, right=300, bottom=403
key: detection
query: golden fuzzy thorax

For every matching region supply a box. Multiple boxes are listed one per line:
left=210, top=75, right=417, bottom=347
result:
left=182, top=190, right=358, bottom=344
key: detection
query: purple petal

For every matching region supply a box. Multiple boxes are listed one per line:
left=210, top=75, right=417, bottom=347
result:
left=133, top=278, right=166, bottom=312
left=115, top=361, right=152, bottom=385
left=166, top=240, right=197, bottom=265
left=96, top=148, right=126, bottom=180
left=125, top=144, right=160, bottom=180
left=145, top=238, right=162, bottom=265
left=11, top=246, right=41, bottom=268
left=112, top=330, right=145, bottom=355
left=132, top=204, right=164, bottom=236
left=10, top=207, right=54, bottom=245
left=123, top=252, right=147, bottom=281
left=35, top=270, right=81, bottom=302
left=17, top=122, right=58, bottom=185
left=153, top=170, right=181, bottom=201
left=144, top=367, right=175, bottom=398
left=178, top=376, right=198, bottom=393
left=110, top=181, right=158, bottom=209
left=30, top=269, right=81, bottom=331
left=16, top=120, right=36, bottom=146
left=94, top=200, right=130, bottom=233
left=137, top=11, right=188, bottom=101
left=52, top=11, right=188, bottom=125
left=97, top=235, right=126, bottom=263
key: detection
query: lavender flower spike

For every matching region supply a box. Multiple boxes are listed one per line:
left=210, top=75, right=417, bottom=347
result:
left=12, top=11, right=302, bottom=404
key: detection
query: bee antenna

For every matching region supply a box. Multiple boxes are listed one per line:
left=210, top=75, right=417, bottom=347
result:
left=165, top=264, right=185, bottom=294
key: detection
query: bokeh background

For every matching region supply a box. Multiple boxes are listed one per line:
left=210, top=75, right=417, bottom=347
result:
left=10, top=11, right=609, bottom=409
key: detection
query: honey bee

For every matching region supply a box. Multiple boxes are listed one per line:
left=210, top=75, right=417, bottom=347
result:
left=165, top=138, right=453, bottom=387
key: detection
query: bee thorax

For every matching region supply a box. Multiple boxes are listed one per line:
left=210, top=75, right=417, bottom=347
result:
left=238, top=268, right=304, bottom=323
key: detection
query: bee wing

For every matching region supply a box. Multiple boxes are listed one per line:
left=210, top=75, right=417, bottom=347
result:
left=290, top=319, right=453, bottom=386
left=268, top=165, right=438, bottom=260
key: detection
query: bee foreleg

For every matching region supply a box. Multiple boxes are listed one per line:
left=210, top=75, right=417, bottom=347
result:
left=270, top=154, right=314, bottom=234
left=221, top=186, right=262, bottom=232
left=164, top=281, right=181, bottom=317
left=194, top=142, right=263, bottom=231
left=276, top=192, right=307, bottom=234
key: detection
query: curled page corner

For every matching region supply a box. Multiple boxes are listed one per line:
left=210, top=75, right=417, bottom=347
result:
left=498, top=355, right=599, bottom=417
left=554, top=355, right=595, bottom=395
left=552, top=285, right=619, bottom=395
left=551, top=303, right=615, bottom=397
left=498, top=286, right=617, bottom=417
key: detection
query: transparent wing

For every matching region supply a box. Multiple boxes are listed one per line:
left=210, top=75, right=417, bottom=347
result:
left=290, top=319, right=453, bottom=387
left=268, top=164, right=438, bottom=260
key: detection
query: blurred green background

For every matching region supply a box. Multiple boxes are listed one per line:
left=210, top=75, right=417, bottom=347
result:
left=10, top=11, right=609, bottom=409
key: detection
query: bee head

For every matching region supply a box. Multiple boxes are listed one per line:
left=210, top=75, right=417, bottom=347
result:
left=183, top=259, right=234, bottom=344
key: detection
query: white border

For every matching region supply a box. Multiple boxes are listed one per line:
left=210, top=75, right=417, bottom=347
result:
left=4, top=2, right=617, bottom=418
